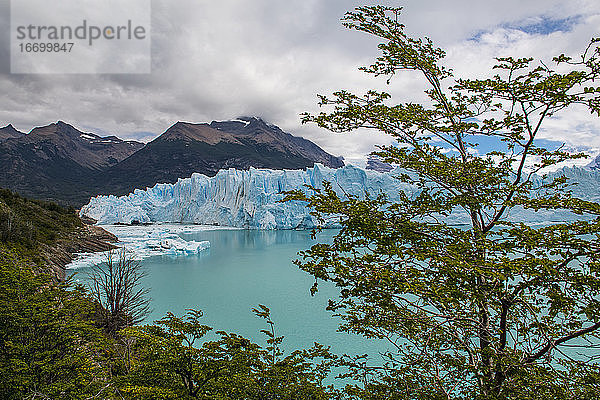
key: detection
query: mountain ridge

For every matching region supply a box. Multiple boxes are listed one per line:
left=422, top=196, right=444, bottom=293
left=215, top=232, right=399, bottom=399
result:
left=0, top=118, right=344, bottom=206
left=96, top=116, right=344, bottom=197
left=0, top=124, right=25, bottom=141
left=0, top=121, right=145, bottom=205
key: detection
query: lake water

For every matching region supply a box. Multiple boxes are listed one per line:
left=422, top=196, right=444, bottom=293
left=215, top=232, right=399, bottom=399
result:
left=72, top=228, right=385, bottom=358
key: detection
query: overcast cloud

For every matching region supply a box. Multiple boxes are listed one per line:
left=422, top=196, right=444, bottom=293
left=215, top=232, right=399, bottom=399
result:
left=1, top=0, right=600, bottom=165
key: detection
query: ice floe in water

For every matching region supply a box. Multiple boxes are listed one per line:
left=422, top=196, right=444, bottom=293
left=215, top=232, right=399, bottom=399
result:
left=66, top=224, right=225, bottom=269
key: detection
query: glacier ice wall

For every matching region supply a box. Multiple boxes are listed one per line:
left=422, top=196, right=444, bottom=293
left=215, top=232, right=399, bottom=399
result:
left=81, top=165, right=412, bottom=229
left=81, top=165, right=600, bottom=229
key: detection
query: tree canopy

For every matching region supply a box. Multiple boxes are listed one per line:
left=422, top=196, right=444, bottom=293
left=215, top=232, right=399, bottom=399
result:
left=289, top=5, right=600, bottom=399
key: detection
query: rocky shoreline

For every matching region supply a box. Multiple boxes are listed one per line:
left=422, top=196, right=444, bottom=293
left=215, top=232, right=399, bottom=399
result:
left=42, top=223, right=118, bottom=280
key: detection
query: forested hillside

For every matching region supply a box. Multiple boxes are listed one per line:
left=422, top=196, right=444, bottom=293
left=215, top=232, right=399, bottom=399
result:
left=0, top=188, right=337, bottom=399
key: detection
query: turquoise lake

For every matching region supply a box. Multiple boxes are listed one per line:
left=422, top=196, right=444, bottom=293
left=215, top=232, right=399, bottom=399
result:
left=72, top=228, right=386, bottom=358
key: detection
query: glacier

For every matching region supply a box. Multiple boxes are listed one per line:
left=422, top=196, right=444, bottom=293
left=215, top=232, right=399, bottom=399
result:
left=81, top=164, right=412, bottom=229
left=80, top=164, right=600, bottom=229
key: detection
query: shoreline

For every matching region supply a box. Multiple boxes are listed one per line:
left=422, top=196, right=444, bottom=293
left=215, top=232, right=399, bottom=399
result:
left=65, top=223, right=234, bottom=270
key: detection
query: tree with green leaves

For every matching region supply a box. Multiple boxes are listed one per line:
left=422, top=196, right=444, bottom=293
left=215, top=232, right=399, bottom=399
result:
left=290, top=6, right=600, bottom=399
left=118, top=307, right=337, bottom=399
left=0, top=250, right=106, bottom=399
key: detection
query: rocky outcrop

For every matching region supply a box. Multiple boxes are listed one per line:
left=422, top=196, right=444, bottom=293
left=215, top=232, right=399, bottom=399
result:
left=41, top=224, right=118, bottom=280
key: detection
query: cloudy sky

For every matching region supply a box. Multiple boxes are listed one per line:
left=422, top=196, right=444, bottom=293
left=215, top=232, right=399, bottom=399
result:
left=2, top=0, right=600, bottom=165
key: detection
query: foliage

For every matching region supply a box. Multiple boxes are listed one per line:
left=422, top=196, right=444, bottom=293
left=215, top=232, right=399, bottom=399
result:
left=0, top=249, right=338, bottom=399
left=88, top=249, right=151, bottom=336
left=0, top=189, right=108, bottom=397
left=0, top=187, right=81, bottom=248
left=0, top=187, right=340, bottom=399
left=0, top=249, right=106, bottom=399
left=290, top=5, right=600, bottom=399
left=117, top=306, right=337, bottom=399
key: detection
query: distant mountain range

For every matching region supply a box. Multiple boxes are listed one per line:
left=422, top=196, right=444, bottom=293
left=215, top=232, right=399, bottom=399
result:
left=0, top=117, right=344, bottom=206
left=0, top=124, right=25, bottom=140
left=100, top=117, right=344, bottom=196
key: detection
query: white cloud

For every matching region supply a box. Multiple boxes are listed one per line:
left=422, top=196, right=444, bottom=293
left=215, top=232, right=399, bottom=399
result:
left=1, top=0, right=600, bottom=164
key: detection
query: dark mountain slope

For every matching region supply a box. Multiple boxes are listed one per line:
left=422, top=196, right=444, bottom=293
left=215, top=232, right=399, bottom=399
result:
left=0, top=122, right=143, bottom=205
left=0, top=118, right=343, bottom=205
left=0, top=124, right=25, bottom=141
left=98, top=117, right=344, bottom=195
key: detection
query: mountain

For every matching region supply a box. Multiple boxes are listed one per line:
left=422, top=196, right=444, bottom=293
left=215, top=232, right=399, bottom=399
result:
left=98, top=117, right=344, bottom=195
left=0, top=118, right=344, bottom=206
left=19, top=121, right=143, bottom=170
left=0, top=121, right=143, bottom=205
left=0, top=124, right=25, bottom=141
left=366, top=155, right=393, bottom=172
left=588, top=154, right=600, bottom=169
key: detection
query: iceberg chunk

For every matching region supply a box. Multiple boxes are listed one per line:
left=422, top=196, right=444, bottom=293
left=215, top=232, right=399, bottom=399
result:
left=67, top=224, right=213, bottom=269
